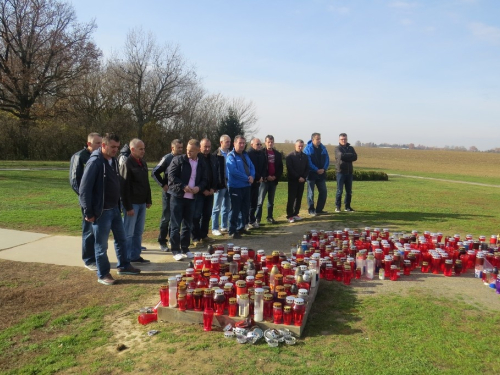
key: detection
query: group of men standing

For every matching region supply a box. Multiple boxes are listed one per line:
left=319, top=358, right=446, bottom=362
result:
left=70, top=131, right=357, bottom=285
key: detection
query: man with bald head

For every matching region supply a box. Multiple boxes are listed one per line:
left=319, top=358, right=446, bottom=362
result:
left=120, top=138, right=152, bottom=263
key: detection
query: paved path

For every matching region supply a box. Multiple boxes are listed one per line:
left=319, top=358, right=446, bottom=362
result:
left=388, top=174, right=500, bottom=188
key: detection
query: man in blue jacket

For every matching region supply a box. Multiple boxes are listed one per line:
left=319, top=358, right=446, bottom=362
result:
left=69, top=132, right=102, bottom=271
left=167, top=139, right=208, bottom=260
left=304, top=132, right=330, bottom=216
left=226, top=135, right=255, bottom=239
left=79, top=133, right=141, bottom=285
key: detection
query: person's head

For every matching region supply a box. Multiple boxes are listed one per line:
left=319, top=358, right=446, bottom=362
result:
left=187, top=139, right=200, bottom=160
left=130, top=138, right=145, bottom=160
left=295, top=139, right=304, bottom=153
left=311, top=132, right=321, bottom=147
left=250, top=137, right=262, bottom=151
left=339, top=133, right=348, bottom=146
left=220, top=134, right=231, bottom=151
left=200, top=138, right=211, bottom=156
left=171, top=139, right=183, bottom=156
left=233, top=135, right=246, bottom=153
left=101, top=133, right=120, bottom=160
left=265, top=135, right=274, bottom=150
left=87, top=132, right=102, bottom=152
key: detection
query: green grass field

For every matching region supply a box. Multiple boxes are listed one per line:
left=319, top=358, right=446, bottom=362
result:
left=1, top=149, right=500, bottom=374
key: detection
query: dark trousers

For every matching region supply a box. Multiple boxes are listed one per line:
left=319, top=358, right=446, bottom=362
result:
left=249, top=183, right=260, bottom=224
left=158, top=191, right=171, bottom=245
left=336, top=173, right=353, bottom=209
left=286, top=180, right=305, bottom=218
left=192, top=194, right=214, bottom=240
left=81, top=207, right=96, bottom=265
left=228, top=186, right=251, bottom=235
left=169, top=195, right=195, bottom=253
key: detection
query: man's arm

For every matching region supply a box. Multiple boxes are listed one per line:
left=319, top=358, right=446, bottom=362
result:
left=119, top=158, right=133, bottom=212
left=152, top=154, right=171, bottom=188
left=79, top=159, right=98, bottom=220
left=69, top=153, right=83, bottom=195
left=341, top=147, right=358, bottom=162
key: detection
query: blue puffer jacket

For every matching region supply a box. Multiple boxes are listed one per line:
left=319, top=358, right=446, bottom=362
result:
left=226, top=150, right=255, bottom=188
left=79, top=148, right=120, bottom=220
left=303, top=140, right=330, bottom=180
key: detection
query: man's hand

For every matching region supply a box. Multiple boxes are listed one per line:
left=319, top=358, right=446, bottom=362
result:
left=317, top=169, right=325, bottom=175
left=191, top=186, right=200, bottom=194
left=146, top=204, right=152, bottom=209
left=248, top=176, right=254, bottom=184
left=85, top=216, right=95, bottom=223
left=127, top=209, right=135, bottom=216
left=203, top=189, right=211, bottom=196
left=299, top=177, right=305, bottom=183
left=267, top=175, right=276, bottom=181
left=162, top=185, right=169, bottom=192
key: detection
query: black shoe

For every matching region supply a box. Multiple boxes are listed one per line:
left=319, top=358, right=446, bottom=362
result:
left=117, top=265, right=141, bottom=275
left=267, top=218, right=278, bottom=224
left=141, top=246, right=147, bottom=251
left=131, top=257, right=150, bottom=263
left=345, top=207, right=355, bottom=212
left=238, top=229, right=251, bottom=235
left=229, top=232, right=242, bottom=239
left=316, top=211, right=329, bottom=215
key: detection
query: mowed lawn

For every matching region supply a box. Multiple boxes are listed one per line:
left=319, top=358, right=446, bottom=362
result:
left=1, top=149, right=500, bottom=374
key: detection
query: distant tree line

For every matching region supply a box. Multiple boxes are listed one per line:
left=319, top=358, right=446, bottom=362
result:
left=354, top=141, right=498, bottom=153
left=0, top=0, right=257, bottom=161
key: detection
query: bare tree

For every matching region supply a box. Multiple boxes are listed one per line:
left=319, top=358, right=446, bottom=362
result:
left=227, top=97, right=258, bottom=137
left=110, top=28, right=198, bottom=139
left=0, top=0, right=100, bottom=157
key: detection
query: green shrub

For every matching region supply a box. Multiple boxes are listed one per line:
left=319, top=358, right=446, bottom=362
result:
left=279, top=167, right=388, bottom=181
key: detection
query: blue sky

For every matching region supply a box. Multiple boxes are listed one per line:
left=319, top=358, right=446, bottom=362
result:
left=71, top=0, right=500, bottom=150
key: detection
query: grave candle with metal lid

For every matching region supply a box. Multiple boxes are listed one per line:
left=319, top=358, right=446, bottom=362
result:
left=228, top=297, right=237, bottom=317
left=238, top=293, right=249, bottom=318
left=160, top=285, right=169, bottom=307
left=273, top=302, right=283, bottom=324
left=213, top=288, right=225, bottom=315
left=264, top=293, right=274, bottom=321
left=202, top=289, right=214, bottom=310
left=293, top=298, right=305, bottom=326
left=283, top=305, right=293, bottom=325
left=253, top=288, right=264, bottom=322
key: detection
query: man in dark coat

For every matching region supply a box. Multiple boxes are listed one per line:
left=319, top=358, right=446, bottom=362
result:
left=285, top=139, right=309, bottom=223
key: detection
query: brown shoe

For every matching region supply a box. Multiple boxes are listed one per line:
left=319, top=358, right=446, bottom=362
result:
left=117, top=265, right=141, bottom=275
left=98, top=273, right=116, bottom=285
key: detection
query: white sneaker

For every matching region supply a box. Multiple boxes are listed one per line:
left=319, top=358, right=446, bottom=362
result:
left=293, top=216, right=302, bottom=221
left=212, top=230, right=222, bottom=236
left=288, top=217, right=295, bottom=223
left=245, top=224, right=252, bottom=231
left=185, top=251, right=194, bottom=259
left=249, top=222, right=259, bottom=228
left=220, top=228, right=228, bottom=233
left=173, top=253, right=184, bottom=261
left=85, top=263, right=97, bottom=271
left=159, top=244, right=169, bottom=252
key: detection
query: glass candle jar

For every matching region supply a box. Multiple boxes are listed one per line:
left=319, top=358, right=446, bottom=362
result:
left=203, top=289, right=214, bottom=311
left=263, top=293, right=274, bottom=321
left=253, top=288, right=264, bottom=322
left=228, top=297, right=237, bottom=317
left=193, top=288, right=203, bottom=311
left=160, top=285, right=169, bottom=307
left=213, top=289, right=225, bottom=315
left=444, top=259, right=453, bottom=277
left=343, top=265, right=352, bottom=285
left=186, top=289, right=194, bottom=310
left=403, top=260, right=411, bottom=276
left=293, top=298, right=305, bottom=326
left=454, top=260, right=463, bottom=276
left=421, top=261, right=429, bottom=273
left=238, top=294, right=249, bottom=318
left=273, top=302, right=283, bottom=324
left=177, top=295, right=186, bottom=311
left=203, top=307, right=214, bottom=332
left=283, top=305, right=293, bottom=325
left=390, top=265, right=399, bottom=281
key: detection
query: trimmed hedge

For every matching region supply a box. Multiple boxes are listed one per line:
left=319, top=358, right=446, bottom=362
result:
left=280, top=168, right=388, bottom=181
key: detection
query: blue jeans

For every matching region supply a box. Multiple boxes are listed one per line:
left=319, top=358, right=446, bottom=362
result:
left=92, top=206, right=130, bottom=279
left=228, top=186, right=251, bottom=234
left=158, top=191, right=171, bottom=245
left=307, top=178, right=327, bottom=212
left=81, top=207, right=96, bottom=266
left=193, top=194, right=214, bottom=240
left=255, top=181, right=277, bottom=222
left=336, top=173, right=353, bottom=209
left=211, top=188, right=230, bottom=230
left=122, top=203, right=147, bottom=261
left=170, top=196, right=195, bottom=253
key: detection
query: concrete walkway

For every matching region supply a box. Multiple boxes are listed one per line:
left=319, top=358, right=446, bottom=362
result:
left=0, top=227, right=179, bottom=272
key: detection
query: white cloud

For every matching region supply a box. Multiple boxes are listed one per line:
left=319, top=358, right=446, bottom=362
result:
left=328, top=5, right=350, bottom=15
left=468, top=22, right=500, bottom=44
left=388, top=1, right=418, bottom=9
left=399, top=18, right=414, bottom=25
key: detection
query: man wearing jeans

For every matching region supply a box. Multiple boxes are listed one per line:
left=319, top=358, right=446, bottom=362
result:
left=69, top=132, right=102, bottom=271
left=247, top=137, right=266, bottom=228
left=334, top=133, right=358, bottom=212
left=152, top=139, right=183, bottom=252
left=167, top=139, right=207, bottom=260
left=255, top=135, right=283, bottom=224
left=226, top=135, right=255, bottom=239
left=304, top=132, right=330, bottom=216
left=211, top=134, right=231, bottom=236
left=79, top=133, right=141, bottom=285
left=120, top=138, right=152, bottom=263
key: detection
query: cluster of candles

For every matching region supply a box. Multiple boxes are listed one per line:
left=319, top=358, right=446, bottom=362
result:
left=140, top=244, right=320, bottom=328
left=295, top=227, right=500, bottom=289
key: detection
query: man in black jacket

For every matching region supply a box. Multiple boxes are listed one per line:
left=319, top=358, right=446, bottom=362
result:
left=256, top=135, right=283, bottom=224
left=69, top=132, right=102, bottom=271
left=247, top=137, right=266, bottom=228
left=286, top=139, right=309, bottom=223
left=79, top=133, right=141, bottom=285
left=334, top=133, right=358, bottom=212
left=151, top=139, right=183, bottom=251
left=192, top=138, right=223, bottom=245
left=167, top=139, right=208, bottom=261
left=120, top=139, right=152, bottom=263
